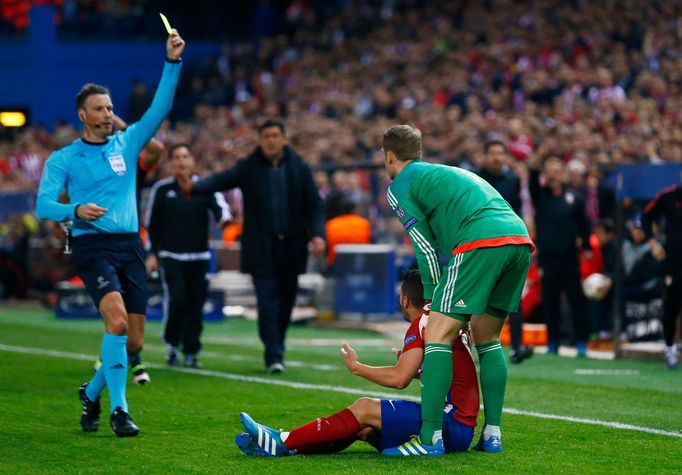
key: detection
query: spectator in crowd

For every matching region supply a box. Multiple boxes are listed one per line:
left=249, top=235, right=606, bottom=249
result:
left=590, top=218, right=617, bottom=344
left=643, top=181, right=682, bottom=370
left=6, top=0, right=682, bottom=336
left=528, top=156, right=591, bottom=356
left=146, top=143, right=230, bottom=369
left=0, top=213, right=31, bottom=299
left=324, top=197, right=371, bottom=269
left=477, top=140, right=521, bottom=215
left=222, top=210, right=243, bottom=245
left=476, top=139, right=532, bottom=364
left=177, top=118, right=326, bottom=374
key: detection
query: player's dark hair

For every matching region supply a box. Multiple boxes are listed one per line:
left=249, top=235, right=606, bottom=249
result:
left=596, top=218, right=615, bottom=234
left=338, top=197, right=357, bottom=215
left=257, top=118, right=286, bottom=134
left=401, top=269, right=425, bottom=310
left=484, top=139, right=507, bottom=154
left=169, top=143, right=192, bottom=158
left=76, top=83, right=110, bottom=110
left=383, top=125, right=422, bottom=162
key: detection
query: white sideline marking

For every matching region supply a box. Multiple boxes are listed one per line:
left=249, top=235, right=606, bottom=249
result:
left=144, top=344, right=340, bottom=371
left=2, top=343, right=681, bottom=439
left=204, top=337, right=392, bottom=347
left=575, top=369, right=640, bottom=376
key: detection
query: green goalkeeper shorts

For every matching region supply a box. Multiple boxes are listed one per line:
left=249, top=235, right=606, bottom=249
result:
left=431, top=244, right=531, bottom=321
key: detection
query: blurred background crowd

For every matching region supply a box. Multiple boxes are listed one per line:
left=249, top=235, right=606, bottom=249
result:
left=1, top=0, right=680, bottom=344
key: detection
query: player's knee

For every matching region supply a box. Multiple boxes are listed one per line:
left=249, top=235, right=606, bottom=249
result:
left=424, top=313, right=462, bottom=343
left=107, top=317, right=128, bottom=336
left=127, top=338, right=143, bottom=355
left=349, top=397, right=378, bottom=424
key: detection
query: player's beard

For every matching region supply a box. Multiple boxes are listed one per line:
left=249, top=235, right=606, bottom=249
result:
left=91, top=123, right=113, bottom=139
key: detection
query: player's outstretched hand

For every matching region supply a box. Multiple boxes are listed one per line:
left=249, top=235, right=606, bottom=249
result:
left=166, top=29, right=185, bottom=61
left=340, top=341, right=359, bottom=373
left=76, top=203, right=107, bottom=221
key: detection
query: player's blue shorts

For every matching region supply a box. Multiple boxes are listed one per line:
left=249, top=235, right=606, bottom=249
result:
left=71, top=233, right=147, bottom=314
left=380, top=399, right=474, bottom=452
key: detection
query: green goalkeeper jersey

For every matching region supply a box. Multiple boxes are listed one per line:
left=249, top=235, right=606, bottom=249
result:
left=387, top=161, right=533, bottom=298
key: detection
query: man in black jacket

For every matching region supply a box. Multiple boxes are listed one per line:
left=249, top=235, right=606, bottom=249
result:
left=528, top=156, right=591, bottom=356
left=476, top=140, right=532, bottom=364
left=146, top=144, right=231, bottom=368
left=642, top=181, right=682, bottom=370
left=178, top=119, right=326, bottom=374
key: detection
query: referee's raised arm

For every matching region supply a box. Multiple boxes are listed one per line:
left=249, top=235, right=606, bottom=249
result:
left=121, top=30, right=185, bottom=157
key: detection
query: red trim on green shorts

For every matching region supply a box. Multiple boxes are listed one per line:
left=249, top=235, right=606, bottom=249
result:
left=452, top=236, right=535, bottom=255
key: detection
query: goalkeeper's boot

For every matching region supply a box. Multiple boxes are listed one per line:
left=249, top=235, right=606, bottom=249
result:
left=110, top=407, right=139, bottom=437
left=131, top=364, right=151, bottom=385
left=382, top=435, right=444, bottom=456
left=239, top=412, right=294, bottom=456
left=235, top=431, right=268, bottom=456
left=473, top=433, right=503, bottom=453
left=78, top=383, right=101, bottom=432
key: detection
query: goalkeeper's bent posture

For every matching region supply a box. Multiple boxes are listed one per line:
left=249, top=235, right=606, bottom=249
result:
left=381, top=125, right=534, bottom=456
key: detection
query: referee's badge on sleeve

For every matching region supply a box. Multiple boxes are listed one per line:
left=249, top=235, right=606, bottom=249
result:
left=108, top=155, right=126, bottom=175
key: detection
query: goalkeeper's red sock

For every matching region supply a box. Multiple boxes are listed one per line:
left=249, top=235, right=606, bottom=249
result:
left=281, top=408, right=361, bottom=451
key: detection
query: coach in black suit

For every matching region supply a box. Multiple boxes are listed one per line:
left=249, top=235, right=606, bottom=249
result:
left=179, top=119, right=326, bottom=374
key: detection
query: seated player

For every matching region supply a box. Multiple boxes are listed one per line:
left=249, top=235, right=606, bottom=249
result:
left=235, top=269, right=479, bottom=456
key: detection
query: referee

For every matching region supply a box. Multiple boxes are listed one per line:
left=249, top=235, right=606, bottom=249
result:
left=145, top=144, right=230, bottom=368
left=36, top=31, right=185, bottom=436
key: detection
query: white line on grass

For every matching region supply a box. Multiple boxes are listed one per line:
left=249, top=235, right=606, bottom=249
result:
left=2, top=343, right=681, bottom=439
left=574, top=369, right=640, bottom=376
left=143, top=343, right=340, bottom=371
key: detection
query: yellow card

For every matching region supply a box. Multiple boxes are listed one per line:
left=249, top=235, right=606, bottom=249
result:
left=159, top=12, right=173, bottom=35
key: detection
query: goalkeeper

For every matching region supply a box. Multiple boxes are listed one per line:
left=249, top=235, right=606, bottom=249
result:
left=381, top=125, right=534, bottom=456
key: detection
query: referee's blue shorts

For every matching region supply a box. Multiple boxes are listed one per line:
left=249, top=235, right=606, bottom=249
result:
left=379, top=399, right=474, bottom=452
left=71, top=233, right=147, bottom=314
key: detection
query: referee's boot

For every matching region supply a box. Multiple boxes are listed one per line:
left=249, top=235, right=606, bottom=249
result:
left=78, top=383, right=101, bottom=432
left=110, top=407, right=139, bottom=437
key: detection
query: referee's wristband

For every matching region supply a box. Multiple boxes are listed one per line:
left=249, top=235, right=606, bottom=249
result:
left=74, top=205, right=80, bottom=219
left=165, top=57, right=182, bottom=63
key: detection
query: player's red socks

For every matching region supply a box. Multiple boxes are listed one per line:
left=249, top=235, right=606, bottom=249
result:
left=283, top=408, right=361, bottom=451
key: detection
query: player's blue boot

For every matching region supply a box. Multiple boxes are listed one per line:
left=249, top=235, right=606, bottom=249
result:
left=235, top=431, right=268, bottom=456
left=381, top=435, right=444, bottom=456
left=239, top=412, right=294, bottom=457
left=473, top=434, right=503, bottom=452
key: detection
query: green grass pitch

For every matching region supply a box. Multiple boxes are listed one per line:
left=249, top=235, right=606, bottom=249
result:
left=0, top=306, right=680, bottom=474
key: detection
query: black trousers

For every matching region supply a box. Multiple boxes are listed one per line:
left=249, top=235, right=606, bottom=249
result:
left=251, top=239, right=299, bottom=367
left=539, top=251, right=590, bottom=344
left=663, top=269, right=682, bottom=346
left=160, top=258, right=209, bottom=356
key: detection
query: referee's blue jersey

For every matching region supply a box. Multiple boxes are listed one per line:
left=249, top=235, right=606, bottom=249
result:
left=36, top=61, right=182, bottom=237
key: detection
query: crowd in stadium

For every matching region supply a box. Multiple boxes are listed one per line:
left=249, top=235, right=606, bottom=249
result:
left=1, top=0, right=680, bottom=341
